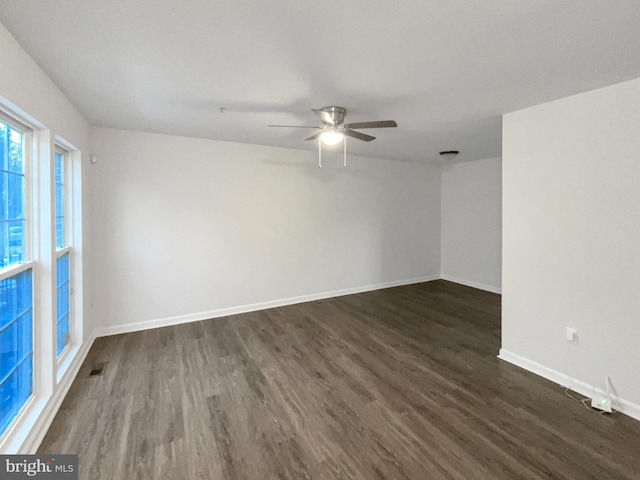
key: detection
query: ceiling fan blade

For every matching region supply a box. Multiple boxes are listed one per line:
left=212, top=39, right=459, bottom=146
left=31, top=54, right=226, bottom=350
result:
left=346, top=120, right=397, bottom=129
left=305, top=132, right=323, bottom=141
left=312, top=109, right=336, bottom=125
left=267, top=125, right=322, bottom=129
left=344, top=129, right=376, bottom=142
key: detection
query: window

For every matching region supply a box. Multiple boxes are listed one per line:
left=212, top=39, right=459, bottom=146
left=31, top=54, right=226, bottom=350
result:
left=55, top=148, right=71, bottom=356
left=0, top=115, right=33, bottom=437
left=54, top=150, right=65, bottom=249
left=0, top=104, right=83, bottom=451
left=1, top=120, right=27, bottom=268
left=56, top=253, right=70, bottom=356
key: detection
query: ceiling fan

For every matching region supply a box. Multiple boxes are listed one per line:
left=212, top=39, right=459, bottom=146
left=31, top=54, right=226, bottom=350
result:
left=268, top=106, right=397, bottom=167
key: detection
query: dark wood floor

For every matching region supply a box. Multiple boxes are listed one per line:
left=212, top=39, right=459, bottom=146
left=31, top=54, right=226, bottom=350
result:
left=39, top=280, right=640, bottom=479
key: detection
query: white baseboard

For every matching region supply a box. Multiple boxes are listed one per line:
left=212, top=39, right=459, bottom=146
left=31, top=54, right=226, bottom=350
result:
left=498, top=349, right=640, bottom=422
left=4, top=331, right=97, bottom=453
left=94, top=275, right=441, bottom=338
left=440, top=274, right=501, bottom=294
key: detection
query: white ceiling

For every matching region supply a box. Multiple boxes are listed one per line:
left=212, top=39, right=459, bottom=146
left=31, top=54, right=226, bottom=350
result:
left=1, top=1, right=639, bottom=163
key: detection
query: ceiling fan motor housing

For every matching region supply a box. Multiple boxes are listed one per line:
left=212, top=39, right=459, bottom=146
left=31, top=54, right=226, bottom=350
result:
left=322, top=106, right=347, bottom=126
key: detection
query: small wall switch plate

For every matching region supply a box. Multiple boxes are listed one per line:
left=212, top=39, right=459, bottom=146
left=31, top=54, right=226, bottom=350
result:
left=566, top=327, right=578, bottom=343
left=591, top=393, right=613, bottom=413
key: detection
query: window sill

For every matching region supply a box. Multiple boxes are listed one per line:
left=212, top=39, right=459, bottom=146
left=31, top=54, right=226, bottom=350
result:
left=0, top=394, right=46, bottom=454
left=56, top=343, right=80, bottom=385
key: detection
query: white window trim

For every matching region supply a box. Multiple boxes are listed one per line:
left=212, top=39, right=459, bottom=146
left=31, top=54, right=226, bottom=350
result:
left=55, top=246, right=71, bottom=257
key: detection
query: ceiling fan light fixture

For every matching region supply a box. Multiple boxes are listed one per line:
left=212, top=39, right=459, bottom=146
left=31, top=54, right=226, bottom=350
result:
left=320, top=131, right=344, bottom=145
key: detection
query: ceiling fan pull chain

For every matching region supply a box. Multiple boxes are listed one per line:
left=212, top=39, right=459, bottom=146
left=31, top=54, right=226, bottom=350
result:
left=344, top=136, right=347, bottom=167
left=318, top=138, right=322, bottom=168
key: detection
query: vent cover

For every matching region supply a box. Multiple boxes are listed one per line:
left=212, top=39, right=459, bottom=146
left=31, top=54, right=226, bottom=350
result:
left=89, top=362, right=107, bottom=377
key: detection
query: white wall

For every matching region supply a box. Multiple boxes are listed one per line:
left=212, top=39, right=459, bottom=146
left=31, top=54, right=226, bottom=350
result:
left=441, top=157, right=501, bottom=293
left=90, top=127, right=441, bottom=333
left=501, top=77, right=640, bottom=418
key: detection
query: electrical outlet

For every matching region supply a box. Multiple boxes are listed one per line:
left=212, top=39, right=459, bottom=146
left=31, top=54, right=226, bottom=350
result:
left=566, top=327, right=578, bottom=343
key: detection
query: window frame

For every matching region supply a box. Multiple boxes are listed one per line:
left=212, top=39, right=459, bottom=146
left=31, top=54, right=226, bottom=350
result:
left=53, top=146, right=72, bottom=360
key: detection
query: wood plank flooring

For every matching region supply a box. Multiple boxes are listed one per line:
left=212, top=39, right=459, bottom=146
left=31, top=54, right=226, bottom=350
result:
left=39, top=280, right=640, bottom=479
